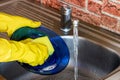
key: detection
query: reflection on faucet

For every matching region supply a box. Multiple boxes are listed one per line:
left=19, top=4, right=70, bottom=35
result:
left=60, top=5, right=72, bottom=34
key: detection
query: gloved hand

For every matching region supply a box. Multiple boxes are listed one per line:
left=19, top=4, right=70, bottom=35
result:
left=0, top=36, right=54, bottom=66
left=0, top=12, right=41, bottom=37
left=0, top=12, right=54, bottom=66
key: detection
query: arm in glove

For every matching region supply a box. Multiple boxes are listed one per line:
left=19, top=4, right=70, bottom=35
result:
left=0, top=12, right=41, bottom=36
left=0, top=12, right=54, bottom=66
left=0, top=36, right=54, bottom=66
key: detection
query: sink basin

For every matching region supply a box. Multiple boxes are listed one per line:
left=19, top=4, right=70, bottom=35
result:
left=59, top=36, right=120, bottom=80
left=0, top=36, right=120, bottom=80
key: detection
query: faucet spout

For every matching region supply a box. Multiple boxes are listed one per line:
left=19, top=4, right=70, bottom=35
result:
left=60, top=5, right=72, bottom=33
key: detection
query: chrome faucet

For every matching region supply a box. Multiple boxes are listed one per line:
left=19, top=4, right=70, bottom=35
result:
left=60, top=5, right=72, bottom=33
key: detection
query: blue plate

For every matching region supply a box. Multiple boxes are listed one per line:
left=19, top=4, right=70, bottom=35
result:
left=11, top=26, right=70, bottom=75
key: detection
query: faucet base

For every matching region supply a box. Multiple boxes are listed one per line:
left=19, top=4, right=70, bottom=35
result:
left=60, top=28, right=71, bottom=33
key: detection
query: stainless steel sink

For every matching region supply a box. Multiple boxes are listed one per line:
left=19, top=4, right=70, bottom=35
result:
left=60, top=36, right=120, bottom=80
left=0, top=0, right=120, bottom=80
left=0, top=36, right=120, bottom=80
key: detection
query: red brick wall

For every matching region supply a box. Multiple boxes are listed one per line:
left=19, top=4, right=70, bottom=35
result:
left=40, top=0, right=120, bottom=34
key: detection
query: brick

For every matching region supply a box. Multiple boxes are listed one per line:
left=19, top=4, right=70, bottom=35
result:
left=101, top=14, right=118, bottom=31
left=117, top=0, right=120, bottom=1
left=102, top=1, right=120, bottom=17
left=98, top=0, right=103, bottom=1
left=118, top=27, right=120, bottom=33
left=88, top=0, right=102, bottom=15
left=102, top=0, right=108, bottom=8
left=41, top=0, right=61, bottom=9
left=91, top=0, right=103, bottom=4
left=111, top=0, right=120, bottom=4
left=72, top=8, right=101, bottom=26
left=64, top=0, right=85, bottom=8
left=118, top=21, right=120, bottom=33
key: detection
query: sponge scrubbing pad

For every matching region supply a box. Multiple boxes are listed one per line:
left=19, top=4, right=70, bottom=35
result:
left=32, top=36, right=54, bottom=55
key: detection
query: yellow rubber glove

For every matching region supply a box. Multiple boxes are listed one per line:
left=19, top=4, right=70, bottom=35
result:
left=0, top=36, right=54, bottom=66
left=0, top=12, right=54, bottom=66
left=0, top=12, right=41, bottom=37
